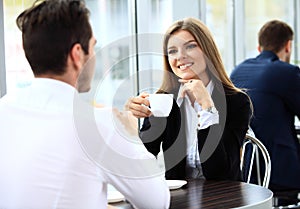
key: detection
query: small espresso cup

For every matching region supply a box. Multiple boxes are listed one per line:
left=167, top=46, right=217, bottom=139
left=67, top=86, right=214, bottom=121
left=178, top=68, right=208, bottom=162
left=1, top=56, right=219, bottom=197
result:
left=148, top=94, right=173, bottom=117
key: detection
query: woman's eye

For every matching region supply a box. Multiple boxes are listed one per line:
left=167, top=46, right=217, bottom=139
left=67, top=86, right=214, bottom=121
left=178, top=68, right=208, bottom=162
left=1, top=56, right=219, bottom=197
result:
left=168, top=49, right=177, bottom=55
left=186, top=44, right=197, bottom=50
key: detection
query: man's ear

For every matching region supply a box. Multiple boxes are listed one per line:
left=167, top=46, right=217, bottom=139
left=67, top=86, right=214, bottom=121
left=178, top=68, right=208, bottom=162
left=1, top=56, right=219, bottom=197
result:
left=69, top=43, right=83, bottom=71
left=285, top=40, right=292, bottom=53
left=257, top=45, right=262, bottom=53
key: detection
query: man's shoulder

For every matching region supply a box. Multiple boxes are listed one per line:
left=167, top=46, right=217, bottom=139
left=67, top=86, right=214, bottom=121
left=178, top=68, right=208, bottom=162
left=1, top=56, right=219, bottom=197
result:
left=231, top=57, right=259, bottom=77
left=263, top=61, right=299, bottom=79
left=233, top=56, right=299, bottom=76
left=234, top=57, right=257, bottom=68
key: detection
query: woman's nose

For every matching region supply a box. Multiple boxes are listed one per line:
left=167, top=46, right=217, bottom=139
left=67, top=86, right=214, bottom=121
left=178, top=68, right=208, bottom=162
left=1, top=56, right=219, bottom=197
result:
left=177, top=48, right=187, bottom=60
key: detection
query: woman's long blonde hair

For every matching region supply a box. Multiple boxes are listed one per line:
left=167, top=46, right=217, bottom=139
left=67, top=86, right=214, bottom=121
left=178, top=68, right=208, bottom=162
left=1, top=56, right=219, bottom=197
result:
left=158, top=17, right=241, bottom=95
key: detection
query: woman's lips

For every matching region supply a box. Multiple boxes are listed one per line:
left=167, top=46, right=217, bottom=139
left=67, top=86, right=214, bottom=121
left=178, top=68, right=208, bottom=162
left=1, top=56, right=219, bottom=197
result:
left=178, top=63, right=193, bottom=70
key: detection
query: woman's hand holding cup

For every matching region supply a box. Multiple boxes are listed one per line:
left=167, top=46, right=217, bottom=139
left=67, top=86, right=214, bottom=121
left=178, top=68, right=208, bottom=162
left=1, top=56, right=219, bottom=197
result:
left=148, top=94, right=173, bottom=117
left=125, top=92, right=151, bottom=118
left=126, top=92, right=174, bottom=118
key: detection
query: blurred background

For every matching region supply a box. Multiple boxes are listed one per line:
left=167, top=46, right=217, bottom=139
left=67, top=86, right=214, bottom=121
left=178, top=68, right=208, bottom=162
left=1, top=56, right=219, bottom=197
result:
left=0, top=0, right=299, bottom=109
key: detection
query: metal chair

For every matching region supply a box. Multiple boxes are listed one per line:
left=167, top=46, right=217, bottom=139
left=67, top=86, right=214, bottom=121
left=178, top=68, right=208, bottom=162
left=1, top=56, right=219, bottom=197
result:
left=240, top=130, right=271, bottom=188
left=241, top=130, right=300, bottom=208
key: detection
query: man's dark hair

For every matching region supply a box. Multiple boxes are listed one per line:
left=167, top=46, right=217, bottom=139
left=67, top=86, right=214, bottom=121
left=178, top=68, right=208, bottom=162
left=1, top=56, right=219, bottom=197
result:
left=16, top=0, right=92, bottom=76
left=258, top=20, right=293, bottom=53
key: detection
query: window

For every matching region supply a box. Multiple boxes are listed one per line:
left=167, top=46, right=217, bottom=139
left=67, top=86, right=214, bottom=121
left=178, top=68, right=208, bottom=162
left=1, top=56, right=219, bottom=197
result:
left=3, top=0, right=34, bottom=95
left=244, top=0, right=294, bottom=62
left=1, top=0, right=298, bottom=102
left=206, top=0, right=232, bottom=72
left=84, top=0, right=135, bottom=108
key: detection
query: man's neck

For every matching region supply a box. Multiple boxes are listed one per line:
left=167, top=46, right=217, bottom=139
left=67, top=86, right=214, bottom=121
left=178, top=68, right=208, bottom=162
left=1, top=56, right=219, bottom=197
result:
left=276, top=49, right=290, bottom=63
left=36, top=72, right=77, bottom=89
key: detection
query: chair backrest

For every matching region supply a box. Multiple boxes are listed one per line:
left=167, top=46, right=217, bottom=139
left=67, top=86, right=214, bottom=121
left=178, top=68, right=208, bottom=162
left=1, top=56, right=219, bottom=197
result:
left=240, top=131, right=271, bottom=188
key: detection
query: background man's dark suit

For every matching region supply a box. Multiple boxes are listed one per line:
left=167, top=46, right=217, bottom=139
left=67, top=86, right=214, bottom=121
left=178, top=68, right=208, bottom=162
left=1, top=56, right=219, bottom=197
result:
left=230, top=50, right=300, bottom=189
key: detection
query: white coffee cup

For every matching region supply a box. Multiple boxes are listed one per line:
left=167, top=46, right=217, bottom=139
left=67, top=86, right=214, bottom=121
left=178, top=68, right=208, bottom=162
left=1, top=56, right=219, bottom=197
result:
left=148, top=94, right=173, bottom=117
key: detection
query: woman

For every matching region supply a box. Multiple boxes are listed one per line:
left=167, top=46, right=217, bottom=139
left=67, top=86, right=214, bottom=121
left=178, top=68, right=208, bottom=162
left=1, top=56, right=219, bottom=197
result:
left=127, top=17, right=251, bottom=181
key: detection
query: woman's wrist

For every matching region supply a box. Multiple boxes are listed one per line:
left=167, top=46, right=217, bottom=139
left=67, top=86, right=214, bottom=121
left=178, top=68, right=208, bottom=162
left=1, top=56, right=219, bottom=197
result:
left=197, top=99, right=214, bottom=110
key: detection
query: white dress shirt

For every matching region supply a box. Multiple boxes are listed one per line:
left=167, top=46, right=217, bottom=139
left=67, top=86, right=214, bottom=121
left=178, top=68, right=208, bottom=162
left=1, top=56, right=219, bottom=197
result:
left=176, top=80, right=219, bottom=178
left=0, top=78, right=170, bottom=209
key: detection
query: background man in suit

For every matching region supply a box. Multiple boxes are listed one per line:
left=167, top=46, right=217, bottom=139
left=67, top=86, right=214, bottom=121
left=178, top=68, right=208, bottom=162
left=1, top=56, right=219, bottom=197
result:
left=230, top=20, right=300, bottom=192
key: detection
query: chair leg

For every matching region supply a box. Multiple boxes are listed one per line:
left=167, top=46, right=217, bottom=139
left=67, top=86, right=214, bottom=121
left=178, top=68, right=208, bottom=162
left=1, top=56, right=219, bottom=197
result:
left=272, top=192, right=300, bottom=209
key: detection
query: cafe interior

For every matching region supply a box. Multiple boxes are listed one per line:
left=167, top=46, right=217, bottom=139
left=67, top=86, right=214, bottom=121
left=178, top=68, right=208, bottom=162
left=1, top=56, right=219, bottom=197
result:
left=1, top=0, right=300, bottom=208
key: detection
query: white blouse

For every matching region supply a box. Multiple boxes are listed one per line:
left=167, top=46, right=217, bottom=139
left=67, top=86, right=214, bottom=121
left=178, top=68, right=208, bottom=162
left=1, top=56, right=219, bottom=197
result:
left=176, top=80, right=219, bottom=178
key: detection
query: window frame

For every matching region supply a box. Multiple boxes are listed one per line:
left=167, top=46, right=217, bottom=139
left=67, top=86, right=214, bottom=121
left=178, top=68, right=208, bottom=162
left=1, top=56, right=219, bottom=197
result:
left=0, top=1, right=6, bottom=97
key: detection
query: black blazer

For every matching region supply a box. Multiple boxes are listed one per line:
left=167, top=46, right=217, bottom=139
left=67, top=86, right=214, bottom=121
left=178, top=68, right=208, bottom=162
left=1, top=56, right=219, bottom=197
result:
left=140, top=86, right=251, bottom=181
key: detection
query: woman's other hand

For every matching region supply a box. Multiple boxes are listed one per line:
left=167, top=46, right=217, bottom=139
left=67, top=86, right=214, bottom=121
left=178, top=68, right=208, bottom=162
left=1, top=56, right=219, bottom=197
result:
left=179, top=79, right=214, bottom=109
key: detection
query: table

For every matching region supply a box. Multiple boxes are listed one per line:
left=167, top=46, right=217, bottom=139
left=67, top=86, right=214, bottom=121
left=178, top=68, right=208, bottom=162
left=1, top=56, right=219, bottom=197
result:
left=296, top=125, right=300, bottom=143
left=296, top=125, right=300, bottom=135
left=111, top=179, right=273, bottom=209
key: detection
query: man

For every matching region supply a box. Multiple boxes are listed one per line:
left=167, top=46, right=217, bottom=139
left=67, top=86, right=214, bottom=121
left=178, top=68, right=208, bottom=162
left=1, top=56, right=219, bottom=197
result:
left=230, top=20, right=300, bottom=191
left=0, top=1, right=170, bottom=209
